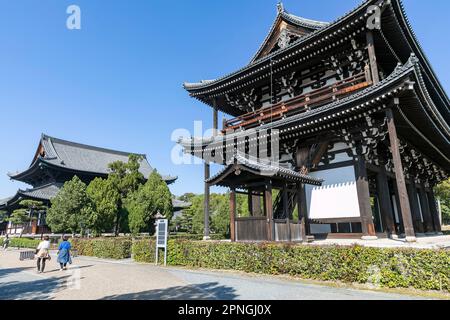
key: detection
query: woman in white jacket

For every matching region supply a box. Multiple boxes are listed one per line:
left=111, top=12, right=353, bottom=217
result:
left=36, top=236, right=51, bottom=273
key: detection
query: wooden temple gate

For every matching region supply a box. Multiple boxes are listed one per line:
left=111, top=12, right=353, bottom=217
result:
left=207, top=155, right=322, bottom=242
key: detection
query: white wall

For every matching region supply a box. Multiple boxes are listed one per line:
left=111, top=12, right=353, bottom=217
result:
left=306, top=166, right=361, bottom=220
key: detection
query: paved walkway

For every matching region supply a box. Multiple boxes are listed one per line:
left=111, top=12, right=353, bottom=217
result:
left=311, top=234, right=450, bottom=249
left=0, top=249, right=436, bottom=300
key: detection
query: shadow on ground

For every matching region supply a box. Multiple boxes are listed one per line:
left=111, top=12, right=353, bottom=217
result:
left=0, top=269, right=70, bottom=300
left=0, top=267, right=35, bottom=281
left=102, top=282, right=237, bottom=300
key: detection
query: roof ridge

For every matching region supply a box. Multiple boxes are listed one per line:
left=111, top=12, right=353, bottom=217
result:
left=41, top=134, right=147, bottom=158
left=183, top=0, right=372, bottom=91
left=20, top=182, right=62, bottom=193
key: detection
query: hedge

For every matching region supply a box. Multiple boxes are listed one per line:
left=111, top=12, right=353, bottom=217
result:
left=2, top=238, right=41, bottom=249
left=71, top=238, right=132, bottom=260
left=133, top=240, right=450, bottom=292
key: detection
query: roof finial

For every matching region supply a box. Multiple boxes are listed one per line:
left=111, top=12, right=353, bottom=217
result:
left=277, top=1, right=284, bottom=14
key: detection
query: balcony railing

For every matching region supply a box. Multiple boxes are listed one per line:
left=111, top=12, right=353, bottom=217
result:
left=223, top=73, right=371, bottom=132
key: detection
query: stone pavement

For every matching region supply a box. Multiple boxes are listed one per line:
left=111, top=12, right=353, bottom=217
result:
left=0, top=249, right=438, bottom=300
left=310, top=234, right=450, bottom=249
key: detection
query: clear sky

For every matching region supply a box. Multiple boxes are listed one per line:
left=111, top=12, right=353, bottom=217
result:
left=0, top=0, right=449, bottom=198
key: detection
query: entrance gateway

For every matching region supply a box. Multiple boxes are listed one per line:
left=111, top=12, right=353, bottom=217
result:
left=178, top=1, right=449, bottom=242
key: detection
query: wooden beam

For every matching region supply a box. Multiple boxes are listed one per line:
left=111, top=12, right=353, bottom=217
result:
left=230, top=189, right=237, bottom=242
left=366, top=31, right=380, bottom=84
left=354, top=147, right=377, bottom=240
left=265, top=181, right=274, bottom=242
left=386, top=107, right=416, bottom=241
left=376, top=167, right=397, bottom=237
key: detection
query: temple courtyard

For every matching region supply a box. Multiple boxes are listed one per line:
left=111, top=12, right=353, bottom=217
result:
left=0, top=248, right=448, bottom=300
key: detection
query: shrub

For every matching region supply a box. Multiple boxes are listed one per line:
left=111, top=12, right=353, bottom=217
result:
left=71, top=238, right=132, bottom=259
left=8, top=238, right=41, bottom=249
left=132, top=240, right=450, bottom=292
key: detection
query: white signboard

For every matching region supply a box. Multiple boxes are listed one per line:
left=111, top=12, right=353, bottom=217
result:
left=306, top=166, right=361, bottom=220
left=155, top=219, right=168, bottom=266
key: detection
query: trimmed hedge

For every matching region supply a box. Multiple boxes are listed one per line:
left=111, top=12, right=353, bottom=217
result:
left=71, top=238, right=132, bottom=260
left=133, top=240, right=450, bottom=292
left=4, top=238, right=41, bottom=249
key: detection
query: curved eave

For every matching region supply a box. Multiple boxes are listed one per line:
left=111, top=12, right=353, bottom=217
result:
left=7, top=158, right=44, bottom=183
left=390, top=0, right=450, bottom=113
left=180, top=56, right=420, bottom=152
left=0, top=189, right=50, bottom=211
left=183, top=0, right=450, bottom=123
left=182, top=0, right=374, bottom=95
left=163, top=176, right=178, bottom=185
left=180, top=55, right=450, bottom=171
left=206, top=162, right=323, bottom=188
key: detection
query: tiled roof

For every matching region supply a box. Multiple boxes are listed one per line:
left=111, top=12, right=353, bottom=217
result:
left=183, top=0, right=371, bottom=91
left=206, top=152, right=323, bottom=186
left=179, top=56, right=422, bottom=150
left=19, top=183, right=62, bottom=201
left=9, top=134, right=177, bottom=183
left=250, top=6, right=329, bottom=63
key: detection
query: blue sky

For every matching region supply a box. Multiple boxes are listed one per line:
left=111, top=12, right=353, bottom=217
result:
left=0, top=0, right=449, bottom=198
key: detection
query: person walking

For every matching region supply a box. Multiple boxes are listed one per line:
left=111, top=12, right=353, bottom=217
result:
left=2, top=235, right=10, bottom=250
left=57, top=236, right=72, bottom=271
left=36, top=236, right=51, bottom=273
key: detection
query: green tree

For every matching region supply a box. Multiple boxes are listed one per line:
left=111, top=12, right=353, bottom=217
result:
left=47, top=176, right=92, bottom=235
left=0, top=210, right=6, bottom=224
left=126, top=171, right=173, bottom=235
left=7, top=200, right=46, bottom=238
left=8, top=210, right=31, bottom=238
left=435, top=179, right=450, bottom=224
left=107, top=154, right=145, bottom=235
left=86, top=178, right=120, bottom=236
left=210, top=194, right=230, bottom=237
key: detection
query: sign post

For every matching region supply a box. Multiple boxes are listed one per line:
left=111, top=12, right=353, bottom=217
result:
left=155, top=218, right=168, bottom=266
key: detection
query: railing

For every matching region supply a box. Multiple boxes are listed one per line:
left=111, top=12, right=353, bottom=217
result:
left=223, top=73, right=371, bottom=132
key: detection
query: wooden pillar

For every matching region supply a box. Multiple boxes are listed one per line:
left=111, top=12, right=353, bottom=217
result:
left=427, top=189, right=442, bottom=234
left=283, top=185, right=291, bottom=242
left=247, top=189, right=254, bottom=217
left=265, top=181, right=274, bottom=242
left=386, top=107, right=416, bottom=241
left=297, top=183, right=309, bottom=242
left=203, top=101, right=219, bottom=240
left=230, top=189, right=236, bottom=242
left=418, top=184, right=434, bottom=234
left=252, top=195, right=262, bottom=216
left=407, top=178, right=424, bottom=234
left=376, top=168, right=397, bottom=237
left=204, top=166, right=211, bottom=240
left=354, top=147, right=377, bottom=240
left=366, top=31, right=380, bottom=84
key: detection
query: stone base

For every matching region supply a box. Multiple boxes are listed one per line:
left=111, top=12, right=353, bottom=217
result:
left=415, top=233, right=426, bottom=237
left=203, top=236, right=211, bottom=241
left=425, top=232, right=436, bottom=236
left=405, top=236, right=417, bottom=243
left=361, top=236, right=378, bottom=241
left=436, top=232, right=444, bottom=236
